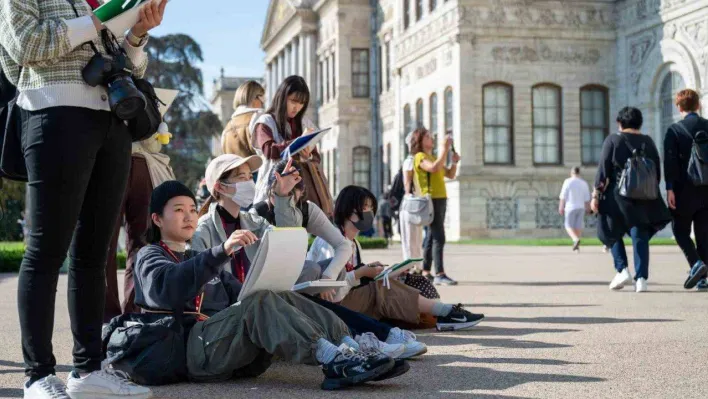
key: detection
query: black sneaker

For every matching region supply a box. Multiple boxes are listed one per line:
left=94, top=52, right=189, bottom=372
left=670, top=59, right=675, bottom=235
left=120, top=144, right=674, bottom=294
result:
left=572, top=240, right=581, bottom=252
left=436, top=304, right=485, bottom=331
left=321, top=346, right=394, bottom=390
left=373, top=359, right=410, bottom=381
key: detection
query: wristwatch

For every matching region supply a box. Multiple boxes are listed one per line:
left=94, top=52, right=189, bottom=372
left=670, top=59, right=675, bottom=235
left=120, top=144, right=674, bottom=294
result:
left=127, top=31, right=149, bottom=47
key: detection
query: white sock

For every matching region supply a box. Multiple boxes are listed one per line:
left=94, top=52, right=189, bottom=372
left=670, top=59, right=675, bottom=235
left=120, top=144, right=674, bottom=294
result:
left=431, top=302, right=453, bottom=317
left=315, top=338, right=340, bottom=364
left=341, top=336, right=360, bottom=350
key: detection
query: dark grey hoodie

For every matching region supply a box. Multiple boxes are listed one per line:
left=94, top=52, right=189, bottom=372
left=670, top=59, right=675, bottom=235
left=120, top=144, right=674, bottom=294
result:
left=134, top=244, right=242, bottom=316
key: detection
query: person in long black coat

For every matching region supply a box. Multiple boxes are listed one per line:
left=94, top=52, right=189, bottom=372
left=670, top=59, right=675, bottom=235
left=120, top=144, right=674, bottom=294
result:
left=591, top=107, right=671, bottom=293
left=663, top=89, right=708, bottom=289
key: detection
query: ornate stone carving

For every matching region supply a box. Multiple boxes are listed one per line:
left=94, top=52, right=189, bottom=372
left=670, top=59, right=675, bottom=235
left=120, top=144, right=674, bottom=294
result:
left=459, top=4, right=614, bottom=29
left=630, top=71, right=641, bottom=96
left=486, top=198, right=519, bottom=230
left=535, top=198, right=563, bottom=229
left=415, top=57, right=437, bottom=80
left=629, top=33, right=655, bottom=67
left=491, top=44, right=601, bottom=65
left=682, top=19, right=708, bottom=49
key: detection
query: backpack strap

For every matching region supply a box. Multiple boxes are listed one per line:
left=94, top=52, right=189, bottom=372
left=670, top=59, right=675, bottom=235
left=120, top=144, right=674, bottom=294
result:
left=673, top=121, right=696, bottom=141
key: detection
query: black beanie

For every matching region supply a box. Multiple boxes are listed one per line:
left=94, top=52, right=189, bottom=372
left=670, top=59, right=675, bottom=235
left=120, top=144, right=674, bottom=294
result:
left=149, top=180, right=197, bottom=215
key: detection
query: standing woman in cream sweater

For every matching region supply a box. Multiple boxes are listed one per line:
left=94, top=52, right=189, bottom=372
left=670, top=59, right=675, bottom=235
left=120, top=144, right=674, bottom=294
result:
left=0, top=1, right=166, bottom=398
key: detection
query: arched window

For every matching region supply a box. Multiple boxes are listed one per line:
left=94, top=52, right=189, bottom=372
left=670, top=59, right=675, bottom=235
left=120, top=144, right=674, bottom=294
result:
left=429, top=0, right=437, bottom=12
left=415, top=98, right=424, bottom=129
left=416, top=0, right=423, bottom=21
left=429, top=93, right=438, bottom=135
left=532, top=84, right=562, bottom=165
left=580, top=85, right=609, bottom=165
left=444, top=87, right=453, bottom=135
left=660, top=71, right=686, bottom=143
left=483, top=82, right=514, bottom=164
left=353, top=146, right=371, bottom=189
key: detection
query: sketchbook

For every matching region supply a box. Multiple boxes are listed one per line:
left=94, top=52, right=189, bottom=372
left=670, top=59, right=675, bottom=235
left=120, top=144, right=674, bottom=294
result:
left=373, top=258, right=424, bottom=281
left=95, top=0, right=170, bottom=36
left=236, top=228, right=309, bottom=302
left=280, top=127, right=331, bottom=159
left=292, top=280, right=348, bottom=296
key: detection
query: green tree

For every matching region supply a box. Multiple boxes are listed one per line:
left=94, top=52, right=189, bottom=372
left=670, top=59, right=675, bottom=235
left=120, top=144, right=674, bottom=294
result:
left=143, top=34, right=222, bottom=190
left=0, top=179, right=25, bottom=241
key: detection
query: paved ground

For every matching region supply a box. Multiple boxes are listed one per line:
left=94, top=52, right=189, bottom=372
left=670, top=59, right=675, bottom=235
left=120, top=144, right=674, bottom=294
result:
left=1, top=244, right=707, bottom=398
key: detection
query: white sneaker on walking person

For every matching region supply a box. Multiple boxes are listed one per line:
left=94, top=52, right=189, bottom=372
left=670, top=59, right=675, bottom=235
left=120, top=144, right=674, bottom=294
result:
left=24, top=375, right=70, bottom=399
left=66, top=368, right=152, bottom=399
left=609, top=268, right=633, bottom=290
left=635, top=278, right=648, bottom=293
left=385, top=327, right=427, bottom=359
left=355, top=332, right=405, bottom=359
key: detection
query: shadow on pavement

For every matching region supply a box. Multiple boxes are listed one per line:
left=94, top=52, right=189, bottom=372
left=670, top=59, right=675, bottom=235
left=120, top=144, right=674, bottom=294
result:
left=470, top=303, right=599, bottom=308
left=483, top=316, right=681, bottom=325
left=457, top=281, right=668, bottom=287
left=422, top=336, right=573, bottom=350
left=429, top=355, right=605, bottom=392
left=0, top=388, right=22, bottom=398
left=0, top=360, right=72, bottom=375
left=421, top=325, right=580, bottom=337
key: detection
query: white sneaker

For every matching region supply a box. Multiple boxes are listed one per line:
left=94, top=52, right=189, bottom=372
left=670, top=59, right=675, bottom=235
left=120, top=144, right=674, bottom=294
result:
left=385, top=327, right=428, bottom=359
left=66, top=368, right=152, bottom=399
left=355, top=332, right=405, bottom=359
left=636, top=278, right=648, bottom=293
left=24, top=375, right=70, bottom=399
left=609, top=268, right=633, bottom=290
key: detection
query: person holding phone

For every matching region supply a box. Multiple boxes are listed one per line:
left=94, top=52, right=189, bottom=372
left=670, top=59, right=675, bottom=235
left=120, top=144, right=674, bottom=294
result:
left=410, top=128, right=460, bottom=286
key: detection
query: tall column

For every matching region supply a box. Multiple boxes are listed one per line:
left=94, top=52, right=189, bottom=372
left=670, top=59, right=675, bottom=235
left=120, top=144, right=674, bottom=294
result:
left=268, top=62, right=274, bottom=103
left=280, top=51, right=286, bottom=83
left=298, top=35, right=305, bottom=77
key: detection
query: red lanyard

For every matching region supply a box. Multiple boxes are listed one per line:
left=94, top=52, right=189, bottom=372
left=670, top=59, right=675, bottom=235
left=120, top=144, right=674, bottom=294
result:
left=85, top=0, right=100, bottom=10
left=158, top=241, right=207, bottom=320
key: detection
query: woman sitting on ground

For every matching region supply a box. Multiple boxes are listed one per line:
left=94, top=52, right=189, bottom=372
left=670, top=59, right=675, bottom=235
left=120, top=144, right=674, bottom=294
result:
left=133, top=180, right=405, bottom=390
left=251, top=159, right=427, bottom=358
left=190, top=154, right=426, bottom=360
left=307, top=185, right=485, bottom=332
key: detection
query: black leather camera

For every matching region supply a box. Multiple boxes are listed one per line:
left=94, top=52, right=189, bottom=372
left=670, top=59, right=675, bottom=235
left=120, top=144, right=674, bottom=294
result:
left=82, top=51, right=146, bottom=120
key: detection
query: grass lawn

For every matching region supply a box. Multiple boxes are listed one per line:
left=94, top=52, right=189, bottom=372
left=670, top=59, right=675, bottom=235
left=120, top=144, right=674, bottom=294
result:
left=452, top=237, right=678, bottom=246
left=0, top=242, right=24, bottom=251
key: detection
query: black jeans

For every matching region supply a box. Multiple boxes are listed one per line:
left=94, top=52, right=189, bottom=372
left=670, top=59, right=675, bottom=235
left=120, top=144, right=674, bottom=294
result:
left=304, top=295, right=392, bottom=341
left=672, top=204, right=708, bottom=269
left=423, top=198, right=447, bottom=274
left=18, top=107, right=131, bottom=380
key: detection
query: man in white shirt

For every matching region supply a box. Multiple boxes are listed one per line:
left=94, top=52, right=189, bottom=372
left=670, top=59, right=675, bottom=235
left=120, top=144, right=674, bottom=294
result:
left=559, top=167, right=591, bottom=252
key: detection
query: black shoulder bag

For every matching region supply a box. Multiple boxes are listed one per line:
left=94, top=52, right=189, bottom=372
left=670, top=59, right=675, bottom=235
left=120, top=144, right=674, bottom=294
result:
left=0, top=66, right=27, bottom=182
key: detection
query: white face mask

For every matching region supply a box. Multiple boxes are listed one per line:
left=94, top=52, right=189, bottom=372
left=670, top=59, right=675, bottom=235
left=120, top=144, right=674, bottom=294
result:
left=221, top=180, right=256, bottom=208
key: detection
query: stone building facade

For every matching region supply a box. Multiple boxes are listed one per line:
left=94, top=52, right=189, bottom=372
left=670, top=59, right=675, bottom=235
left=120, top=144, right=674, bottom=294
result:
left=235, top=0, right=708, bottom=239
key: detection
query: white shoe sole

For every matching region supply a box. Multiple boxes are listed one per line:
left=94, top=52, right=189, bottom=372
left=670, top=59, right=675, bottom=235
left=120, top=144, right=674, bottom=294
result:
left=399, top=345, right=427, bottom=359
left=67, top=392, right=152, bottom=399
left=384, top=346, right=406, bottom=359
left=609, top=277, right=633, bottom=290
left=436, top=319, right=483, bottom=332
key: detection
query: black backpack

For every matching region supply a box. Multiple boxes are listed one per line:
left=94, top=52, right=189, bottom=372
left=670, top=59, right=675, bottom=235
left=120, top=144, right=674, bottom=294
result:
left=0, top=67, right=26, bottom=181
left=674, top=123, right=708, bottom=186
left=389, top=167, right=405, bottom=213
left=617, top=135, right=659, bottom=200
left=102, top=311, right=187, bottom=386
